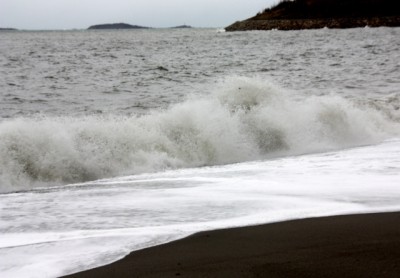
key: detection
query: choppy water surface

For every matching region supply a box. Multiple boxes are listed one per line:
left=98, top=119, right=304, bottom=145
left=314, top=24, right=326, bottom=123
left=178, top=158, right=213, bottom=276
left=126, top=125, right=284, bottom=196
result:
left=1, top=28, right=399, bottom=117
left=0, top=28, right=400, bottom=277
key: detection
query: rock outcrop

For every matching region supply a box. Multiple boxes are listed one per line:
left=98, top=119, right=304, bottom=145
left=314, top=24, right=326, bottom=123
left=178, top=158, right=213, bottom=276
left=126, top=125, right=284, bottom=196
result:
left=226, top=16, right=400, bottom=31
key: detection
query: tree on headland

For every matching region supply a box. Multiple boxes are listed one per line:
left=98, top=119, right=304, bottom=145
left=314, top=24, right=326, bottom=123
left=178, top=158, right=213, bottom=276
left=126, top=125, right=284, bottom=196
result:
left=253, top=0, right=400, bottom=20
left=225, top=0, right=400, bottom=31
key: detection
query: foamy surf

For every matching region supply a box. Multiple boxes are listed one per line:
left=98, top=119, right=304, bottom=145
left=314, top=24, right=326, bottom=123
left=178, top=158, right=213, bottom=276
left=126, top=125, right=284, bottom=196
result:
left=1, top=77, right=399, bottom=193
left=2, top=26, right=400, bottom=278
left=1, top=138, right=400, bottom=277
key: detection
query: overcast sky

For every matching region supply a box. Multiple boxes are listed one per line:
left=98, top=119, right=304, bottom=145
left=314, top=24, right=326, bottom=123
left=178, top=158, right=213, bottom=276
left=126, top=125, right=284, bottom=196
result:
left=1, top=0, right=278, bottom=30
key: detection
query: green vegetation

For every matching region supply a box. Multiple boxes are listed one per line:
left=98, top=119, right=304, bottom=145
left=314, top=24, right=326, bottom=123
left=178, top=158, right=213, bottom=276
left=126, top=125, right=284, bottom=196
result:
left=226, top=0, right=400, bottom=31
left=253, top=0, right=400, bottom=20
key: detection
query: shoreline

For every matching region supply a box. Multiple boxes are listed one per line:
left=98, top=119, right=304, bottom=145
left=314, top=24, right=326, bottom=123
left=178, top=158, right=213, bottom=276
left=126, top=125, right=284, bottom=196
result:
left=225, top=16, right=400, bottom=31
left=63, top=212, right=400, bottom=277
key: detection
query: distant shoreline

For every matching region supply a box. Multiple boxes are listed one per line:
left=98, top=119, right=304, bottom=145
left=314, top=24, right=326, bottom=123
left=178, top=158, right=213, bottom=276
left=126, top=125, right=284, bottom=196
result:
left=226, top=16, right=400, bottom=31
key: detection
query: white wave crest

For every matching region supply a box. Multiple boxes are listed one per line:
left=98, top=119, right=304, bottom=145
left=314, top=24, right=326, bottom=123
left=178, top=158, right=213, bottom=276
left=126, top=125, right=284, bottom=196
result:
left=1, top=77, right=399, bottom=192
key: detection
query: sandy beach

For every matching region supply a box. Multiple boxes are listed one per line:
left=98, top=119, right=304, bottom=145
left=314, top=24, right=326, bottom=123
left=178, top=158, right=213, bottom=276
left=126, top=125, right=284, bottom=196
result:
left=64, top=212, right=400, bottom=278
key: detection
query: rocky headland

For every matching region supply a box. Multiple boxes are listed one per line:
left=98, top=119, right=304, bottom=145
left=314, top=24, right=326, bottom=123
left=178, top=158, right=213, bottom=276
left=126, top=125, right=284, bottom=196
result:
left=226, top=0, right=400, bottom=31
left=88, top=23, right=149, bottom=30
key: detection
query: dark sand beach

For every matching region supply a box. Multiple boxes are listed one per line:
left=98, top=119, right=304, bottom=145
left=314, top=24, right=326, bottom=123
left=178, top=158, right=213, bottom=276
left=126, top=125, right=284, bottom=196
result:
left=64, top=212, right=400, bottom=278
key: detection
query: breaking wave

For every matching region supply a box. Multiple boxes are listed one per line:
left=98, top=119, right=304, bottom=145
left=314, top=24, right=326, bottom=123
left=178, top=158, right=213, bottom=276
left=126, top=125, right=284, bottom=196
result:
left=1, top=77, right=399, bottom=192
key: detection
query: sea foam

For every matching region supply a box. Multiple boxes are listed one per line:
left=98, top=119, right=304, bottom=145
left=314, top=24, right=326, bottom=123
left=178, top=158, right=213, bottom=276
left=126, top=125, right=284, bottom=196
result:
left=1, top=77, right=399, bottom=192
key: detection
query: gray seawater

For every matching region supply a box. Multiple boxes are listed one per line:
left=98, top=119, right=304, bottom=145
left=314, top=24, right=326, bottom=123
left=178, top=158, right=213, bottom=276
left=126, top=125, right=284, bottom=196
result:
left=1, top=28, right=399, bottom=117
left=1, top=28, right=400, bottom=278
left=0, top=28, right=400, bottom=192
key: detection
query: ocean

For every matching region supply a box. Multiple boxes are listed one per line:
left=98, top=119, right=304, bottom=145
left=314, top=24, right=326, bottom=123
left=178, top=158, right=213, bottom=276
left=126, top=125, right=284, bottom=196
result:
left=1, top=27, right=400, bottom=277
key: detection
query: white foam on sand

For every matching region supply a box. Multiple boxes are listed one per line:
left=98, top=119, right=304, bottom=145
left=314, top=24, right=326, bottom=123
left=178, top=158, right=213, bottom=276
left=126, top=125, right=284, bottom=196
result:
left=1, top=139, right=400, bottom=277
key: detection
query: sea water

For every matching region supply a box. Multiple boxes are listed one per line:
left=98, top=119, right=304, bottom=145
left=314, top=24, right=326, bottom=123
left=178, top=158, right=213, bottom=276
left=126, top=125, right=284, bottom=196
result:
left=0, top=28, right=400, bottom=277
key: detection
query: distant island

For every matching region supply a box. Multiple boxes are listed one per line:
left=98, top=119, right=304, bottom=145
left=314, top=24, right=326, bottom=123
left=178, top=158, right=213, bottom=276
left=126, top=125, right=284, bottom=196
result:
left=88, top=23, right=193, bottom=30
left=170, top=25, right=192, bottom=29
left=226, top=0, right=400, bottom=31
left=88, top=23, right=149, bottom=30
left=0, top=28, right=17, bottom=31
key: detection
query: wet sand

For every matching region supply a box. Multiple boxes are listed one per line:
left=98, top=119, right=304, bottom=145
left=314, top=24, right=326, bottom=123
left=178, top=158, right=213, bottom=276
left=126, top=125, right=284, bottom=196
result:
left=64, top=212, right=400, bottom=278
